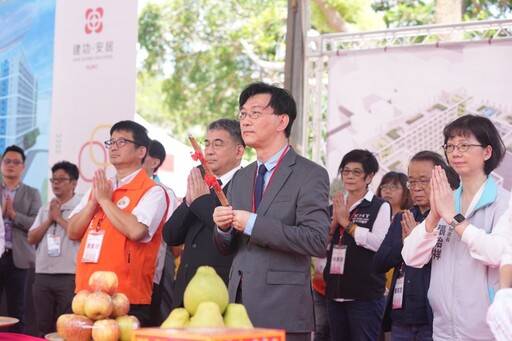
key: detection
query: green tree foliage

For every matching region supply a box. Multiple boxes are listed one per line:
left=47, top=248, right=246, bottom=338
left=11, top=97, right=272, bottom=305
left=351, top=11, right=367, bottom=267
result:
left=137, top=0, right=287, bottom=142
left=372, top=0, right=512, bottom=28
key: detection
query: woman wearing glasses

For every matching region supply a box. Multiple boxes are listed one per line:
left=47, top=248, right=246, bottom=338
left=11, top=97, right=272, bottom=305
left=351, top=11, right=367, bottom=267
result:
left=324, top=149, right=391, bottom=340
left=374, top=151, right=459, bottom=340
left=377, top=171, right=413, bottom=219
left=402, top=115, right=511, bottom=341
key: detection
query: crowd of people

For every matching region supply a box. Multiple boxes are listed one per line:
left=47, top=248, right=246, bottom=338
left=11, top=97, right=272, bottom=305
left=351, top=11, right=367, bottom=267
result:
left=0, top=81, right=511, bottom=341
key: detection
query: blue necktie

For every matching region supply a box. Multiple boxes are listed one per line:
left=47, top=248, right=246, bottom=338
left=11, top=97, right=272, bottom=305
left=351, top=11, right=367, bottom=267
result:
left=254, top=164, right=267, bottom=210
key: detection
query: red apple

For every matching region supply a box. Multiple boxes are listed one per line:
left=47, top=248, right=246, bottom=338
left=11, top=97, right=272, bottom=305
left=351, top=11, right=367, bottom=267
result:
left=71, top=289, right=91, bottom=315
left=116, top=315, right=140, bottom=341
left=84, top=291, right=113, bottom=320
left=56, top=313, right=93, bottom=341
left=92, top=319, right=120, bottom=341
left=110, top=292, right=130, bottom=318
left=89, top=270, right=119, bottom=295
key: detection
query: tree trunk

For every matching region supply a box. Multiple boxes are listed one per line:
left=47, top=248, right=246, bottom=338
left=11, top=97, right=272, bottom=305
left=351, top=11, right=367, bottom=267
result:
left=435, top=0, right=463, bottom=24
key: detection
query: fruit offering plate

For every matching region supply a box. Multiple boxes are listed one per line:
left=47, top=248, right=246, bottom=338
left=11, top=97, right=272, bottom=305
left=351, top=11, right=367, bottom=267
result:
left=44, top=332, right=64, bottom=341
left=0, top=316, right=19, bottom=327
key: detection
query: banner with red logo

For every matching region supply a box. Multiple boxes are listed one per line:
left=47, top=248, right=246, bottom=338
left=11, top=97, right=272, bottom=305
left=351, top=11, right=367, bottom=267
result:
left=49, top=0, right=138, bottom=195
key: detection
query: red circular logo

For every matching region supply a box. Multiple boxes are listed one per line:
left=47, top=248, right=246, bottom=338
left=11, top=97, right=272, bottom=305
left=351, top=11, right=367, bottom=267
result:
left=85, top=8, right=103, bottom=34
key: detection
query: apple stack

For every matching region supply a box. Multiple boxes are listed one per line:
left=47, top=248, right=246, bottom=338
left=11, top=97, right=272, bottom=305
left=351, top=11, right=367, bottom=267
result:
left=56, top=270, right=140, bottom=341
left=160, top=266, right=253, bottom=329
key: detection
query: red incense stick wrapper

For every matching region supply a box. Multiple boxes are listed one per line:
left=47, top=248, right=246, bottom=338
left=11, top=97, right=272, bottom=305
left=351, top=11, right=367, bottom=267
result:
left=188, top=133, right=229, bottom=206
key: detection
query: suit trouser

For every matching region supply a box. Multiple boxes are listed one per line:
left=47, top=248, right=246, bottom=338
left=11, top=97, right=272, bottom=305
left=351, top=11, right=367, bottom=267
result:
left=32, top=273, right=75, bottom=336
left=0, top=251, right=29, bottom=333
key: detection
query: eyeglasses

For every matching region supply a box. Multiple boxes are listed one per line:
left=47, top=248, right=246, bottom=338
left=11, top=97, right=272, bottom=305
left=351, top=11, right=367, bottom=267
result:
left=341, top=168, right=364, bottom=177
left=442, top=143, right=484, bottom=153
left=204, top=140, right=225, bottom=150
left=237, top=111, right=274, bottom=120
left=407, top=179, right=430, bottom=189
left=49, top=177, right=71, bottom=184
left=104, top=138, right=139, bottom=149
left=2, top=159, right=23, bottom=166
left=380, top=184, right=400, bottom=191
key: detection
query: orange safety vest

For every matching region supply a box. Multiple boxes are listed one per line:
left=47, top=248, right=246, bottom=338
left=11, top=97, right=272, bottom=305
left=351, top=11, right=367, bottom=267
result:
left=75, top=170, right=167, bottom=304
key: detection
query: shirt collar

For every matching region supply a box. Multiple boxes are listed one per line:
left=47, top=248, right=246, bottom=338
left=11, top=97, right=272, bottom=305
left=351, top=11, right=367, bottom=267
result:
left=112, top=168, right=143, bottom=190
left=257, top=144, right=289, bottom=171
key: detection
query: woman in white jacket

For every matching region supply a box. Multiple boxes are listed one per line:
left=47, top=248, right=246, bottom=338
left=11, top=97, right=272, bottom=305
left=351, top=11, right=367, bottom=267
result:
left=402, top=114, right=511, bottom=341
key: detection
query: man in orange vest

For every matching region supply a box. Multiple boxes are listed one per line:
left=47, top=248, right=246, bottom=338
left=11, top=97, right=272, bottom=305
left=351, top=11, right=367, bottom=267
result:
left=68, top=120, right=168, bottom=326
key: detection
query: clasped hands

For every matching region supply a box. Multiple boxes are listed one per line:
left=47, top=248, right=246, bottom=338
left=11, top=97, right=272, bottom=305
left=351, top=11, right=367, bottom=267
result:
left=90, top=169, right=113, bottom=207
left=213, top=206, right=250, bottom=233
left=425, top=165, right=457, bottom=233
left=2, top=195, right=16, bottom=220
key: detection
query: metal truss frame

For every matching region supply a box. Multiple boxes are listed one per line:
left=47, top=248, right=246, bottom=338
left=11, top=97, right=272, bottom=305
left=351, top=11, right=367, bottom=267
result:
left=303, top=19, right=512, bottom=165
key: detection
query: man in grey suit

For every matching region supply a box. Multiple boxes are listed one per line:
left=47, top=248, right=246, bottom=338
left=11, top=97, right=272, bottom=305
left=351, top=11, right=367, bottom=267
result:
left=213, top=82, right=330, bottom=341
left=0, top=145, right=42, bottom=333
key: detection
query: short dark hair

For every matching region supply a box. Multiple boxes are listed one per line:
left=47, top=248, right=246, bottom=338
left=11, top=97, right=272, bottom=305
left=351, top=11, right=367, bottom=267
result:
left=110, top=120, right=150, bottom=163
left=148, top=140, right=166, bottom=172
left=239, top=82, right=296, bottom=138
left=376, top=171, right=414, bottom=210
left=3, top=145, right=26, bottom=162
left=443, top=114, right=505, bottom=175
left=338, top=149, right=379, bottom=176
left=207, top=118, right=245, bottom=147
left=51, top=161, right=79, bottom=180
left=410, top=150, right=460, bottom=190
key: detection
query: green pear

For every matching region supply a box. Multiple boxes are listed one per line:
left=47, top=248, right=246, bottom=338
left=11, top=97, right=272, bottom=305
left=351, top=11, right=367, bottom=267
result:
left=223, top=303, right=253, bottom=328
left=183, top=266, right=229, bottom=315
left=188, top=301, right=225, bottom=327
left=161, top=307, right=190, bottom=328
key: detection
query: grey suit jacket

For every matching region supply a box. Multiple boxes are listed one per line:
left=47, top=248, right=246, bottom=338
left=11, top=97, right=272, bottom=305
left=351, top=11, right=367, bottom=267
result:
left=1, top=182, right=42, bottom=269
left=214, top=147, right=330, bottom=333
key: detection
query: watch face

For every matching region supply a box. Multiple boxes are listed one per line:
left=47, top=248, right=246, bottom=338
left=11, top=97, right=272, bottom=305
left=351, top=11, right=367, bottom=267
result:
left=454, top=213, right=465, bottom=223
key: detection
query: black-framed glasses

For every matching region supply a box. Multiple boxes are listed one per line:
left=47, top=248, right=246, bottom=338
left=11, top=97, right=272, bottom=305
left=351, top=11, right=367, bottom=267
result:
left=380, top=184, right=399, bottom=191
left=407, top=179, right=430, bottom=189
left=341, top=168, right=364, bottom=177
left=442, top=143, right=484, bottom=153
left=49, top=177, right=71, bottom=184
left=2, top=159, right=23, bottom=166
left=237, top=111, right=274, bottom=120
left=104, top=138, right=139, bottom=149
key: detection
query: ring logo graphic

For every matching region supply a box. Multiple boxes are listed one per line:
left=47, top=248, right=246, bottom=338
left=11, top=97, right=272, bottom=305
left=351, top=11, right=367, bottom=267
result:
left=85, top=7, right=104, bottom=34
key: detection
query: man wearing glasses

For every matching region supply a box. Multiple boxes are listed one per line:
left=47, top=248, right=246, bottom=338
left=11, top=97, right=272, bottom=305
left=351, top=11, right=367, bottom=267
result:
left=0, top=145, right=42, bottom=333
left=213, top=83, right=330, bottom=341
left=163, top=118, right=245, bottom=310
left=28, top=161, right=81, bottom=337
left=68, top=120, right=169, bottom=326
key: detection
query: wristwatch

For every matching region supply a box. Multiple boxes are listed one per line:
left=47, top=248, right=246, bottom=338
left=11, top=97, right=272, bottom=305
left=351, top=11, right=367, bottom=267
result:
left=449, top=213, right=465, bottom=229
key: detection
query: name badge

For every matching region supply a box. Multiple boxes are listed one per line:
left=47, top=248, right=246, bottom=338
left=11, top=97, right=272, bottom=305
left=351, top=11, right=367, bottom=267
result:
left=47, top=235, right=61, bottom=257
left=329, top=245, right=347, bottom=275
left=81, top=230, right=105, bottom=263
left=392, top=274, right=405, bottom=309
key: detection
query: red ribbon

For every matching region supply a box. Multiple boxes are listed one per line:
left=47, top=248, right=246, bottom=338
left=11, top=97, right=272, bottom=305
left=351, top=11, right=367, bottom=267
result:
left=191, top=151, right=205, bottom=162
left=204, top=175, right=221, bottom=190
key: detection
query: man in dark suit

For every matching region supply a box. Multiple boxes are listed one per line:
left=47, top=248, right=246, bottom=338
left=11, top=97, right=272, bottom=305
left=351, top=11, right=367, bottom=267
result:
left=213, top=82, right=330, bottom=341
left=0, top=145, right=42, bottom=333
left=163, top=119, right=245, bottom=309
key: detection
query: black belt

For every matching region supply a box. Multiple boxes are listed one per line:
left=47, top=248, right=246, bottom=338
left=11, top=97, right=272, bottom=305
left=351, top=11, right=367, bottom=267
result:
left=2, top=248, right=12, bottom=256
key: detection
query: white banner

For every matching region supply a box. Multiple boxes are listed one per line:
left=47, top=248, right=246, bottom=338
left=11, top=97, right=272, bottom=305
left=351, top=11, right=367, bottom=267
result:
left=327, top=41, right=512, bottom=190
left=49, top=0, right=138, bottom=196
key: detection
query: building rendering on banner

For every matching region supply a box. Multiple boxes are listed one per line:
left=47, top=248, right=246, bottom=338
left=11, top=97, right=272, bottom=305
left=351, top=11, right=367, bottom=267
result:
left=0, top=47, right=38, bottom=152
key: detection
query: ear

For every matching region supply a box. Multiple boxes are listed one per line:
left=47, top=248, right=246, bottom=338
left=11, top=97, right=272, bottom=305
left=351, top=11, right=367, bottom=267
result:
left=483, top=145, right=493, bottom=161
left=365, top=172, right=375, bottom=186
left=235, top=144, right=245, bottom=161
left=138, top=146, right=148, bottom=161
left=276, top=114, right=290, bottom=133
